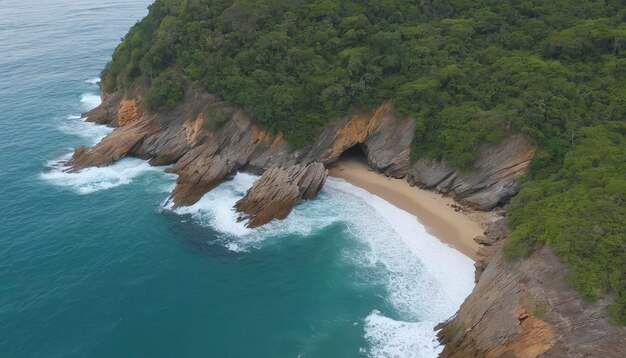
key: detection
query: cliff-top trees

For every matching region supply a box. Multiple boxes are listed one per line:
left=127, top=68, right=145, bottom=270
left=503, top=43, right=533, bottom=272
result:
left=101, top=0, right=625, bottom=322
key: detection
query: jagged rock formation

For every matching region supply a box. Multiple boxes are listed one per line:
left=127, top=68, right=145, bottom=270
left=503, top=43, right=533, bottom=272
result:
left=65, top=89, right=626, bottom=355
left=409, top=134, right=535, bottom=210
left=473, top=218, right=509, bottom=283
left=234, top=163, right=327, bottom=228
left=437, top=220, right=626, bottom=357
left=67, top=90, right=534, bottom=219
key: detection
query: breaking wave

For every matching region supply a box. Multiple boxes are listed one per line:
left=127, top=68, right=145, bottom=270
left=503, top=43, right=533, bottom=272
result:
left=79, top=92, right=101, bottom=110
left=84, top=77, right=100, bottom=84
left=165, top=173, right=475, bottom=357
left=58, top=114, right=112, bottom=145
left=41, top=156, right=161, bottom=195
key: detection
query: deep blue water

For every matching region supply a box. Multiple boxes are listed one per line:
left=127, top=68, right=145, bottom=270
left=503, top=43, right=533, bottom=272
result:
left=0, top=1, right=474, bottom=357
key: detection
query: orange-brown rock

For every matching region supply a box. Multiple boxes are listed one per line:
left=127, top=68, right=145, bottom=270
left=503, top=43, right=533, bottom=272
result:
left=166, top=108, right=281, bottom=206
left=65, top=88, right=626, bottom=356
left=81, top=91, right=123, bottom=125
left=117, top=99, right=141, bottom=126
left=234, top=163, right=327, bottom=228
left=68, top=90, right=534, bottom=216
left=437, top=221, right=626, bottom=357
left=68, top=117, right=159, bottom=171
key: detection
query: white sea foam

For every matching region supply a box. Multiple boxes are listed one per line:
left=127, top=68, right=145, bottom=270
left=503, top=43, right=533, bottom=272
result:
left=324, top=178, right=474, bottom=357
left=84, top=77, right=100, bottom=84
left=363, top=311, right=442, bottom=358
left=41, top=157, right=160, bottom=194
left=58, top=114, right=112, bottom=145
left=167, top=173, right=352, bottom=250
left=45, top=85, right=156, bottom=194
left=167, top=173, right=257, bottom=239
left=325, top=178, right=475, bottom=311
left=165, top=173, right=475, bottom=357
left=80, top=93, right=101, bottom=110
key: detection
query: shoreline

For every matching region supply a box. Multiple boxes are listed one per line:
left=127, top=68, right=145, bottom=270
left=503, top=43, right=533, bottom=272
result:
left=328, top=157, right=497, bottom=260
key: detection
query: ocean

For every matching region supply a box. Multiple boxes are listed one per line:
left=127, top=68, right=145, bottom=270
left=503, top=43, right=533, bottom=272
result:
left=0, top=1, right=474, bottom=357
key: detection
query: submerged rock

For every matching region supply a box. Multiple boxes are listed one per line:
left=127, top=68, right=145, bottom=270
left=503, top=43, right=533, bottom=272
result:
left=234, top=162, right=327, bottom=228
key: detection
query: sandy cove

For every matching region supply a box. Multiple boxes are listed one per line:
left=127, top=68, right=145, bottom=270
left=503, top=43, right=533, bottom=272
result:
left=328, top=157, right=498, bottom=260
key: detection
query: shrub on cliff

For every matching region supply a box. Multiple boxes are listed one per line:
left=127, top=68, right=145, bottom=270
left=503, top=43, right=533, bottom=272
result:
left=507, top=122, right=626, bottom=324
left=101, top=0, right=626, bottom=321
left=144, top=70, right=186, bottom=111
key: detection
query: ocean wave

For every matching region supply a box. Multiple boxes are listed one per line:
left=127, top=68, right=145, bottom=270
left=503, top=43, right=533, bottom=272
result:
left=84, top=77, right=100, bottom=84
left=165, top=173, right=354, bottom=251
left=41, top=156, right=160, bottom=194
left=363, top=311, right=442, bottom=358
left=325, top=178, right=475, bottom=311
left=165, top=173, right=474, bottom=356
left=324, top=179, right=473, bottom=357
left=166, top=173, right=257, bottom=239
left=79, top=93, right=101, bottom=110
left=58, top=114, right=112, bottom=145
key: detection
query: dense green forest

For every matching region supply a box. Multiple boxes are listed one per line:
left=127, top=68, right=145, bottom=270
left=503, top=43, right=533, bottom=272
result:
left=102, top=0, right=625, bottom=322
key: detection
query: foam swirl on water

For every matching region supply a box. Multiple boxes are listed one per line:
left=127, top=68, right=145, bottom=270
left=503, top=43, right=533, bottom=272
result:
left=80, top=93, right=101, bottom=110
left=42, top=157, right=161, bottom=194
left=84, top=77, right=100, bottom=84
left=166, top=173, right=474, bottom=357
left=45, top=84, right=473, bottom=356
left=58, top=114, right=112, bottom=145
left=44, top=89, right=159, bottom=194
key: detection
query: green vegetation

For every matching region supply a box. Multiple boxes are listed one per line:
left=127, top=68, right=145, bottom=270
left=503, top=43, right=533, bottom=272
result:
left=531, top=302, right=550, bottom=318
left=144, top=70, right=186, bottom=111
left=102, top=0, right=625, bottom=322
left=507, top=122, right=626, bottom=324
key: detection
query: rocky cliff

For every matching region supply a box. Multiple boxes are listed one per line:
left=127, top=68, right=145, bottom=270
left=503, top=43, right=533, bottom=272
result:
left=234, top=162, right=327, bottom=228
left=67, top=89, right=624, bottom=356
left=69, top=89, right=534, bottom=226
left=437, top=219, right=626, bottom=357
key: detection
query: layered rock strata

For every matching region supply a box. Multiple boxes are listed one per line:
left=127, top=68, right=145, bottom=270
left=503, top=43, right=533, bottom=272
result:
left=234, top=163, right=327, bottom=228
left=65, top=89, right=626, bottom=356
left=473, top=218, right=509, bottom=283
left=437, top=220, right=626, bottom=357
left=68, top=90, right=535, bottom=221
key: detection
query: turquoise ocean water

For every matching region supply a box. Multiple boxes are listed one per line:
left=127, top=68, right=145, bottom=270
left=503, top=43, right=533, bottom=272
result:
left=0, top=1, right=475, bottom=357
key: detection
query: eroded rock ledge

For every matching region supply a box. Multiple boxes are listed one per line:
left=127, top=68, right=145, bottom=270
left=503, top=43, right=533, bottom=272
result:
left=437, top=219, right=626, bottom=357
left=234, top=162, right=327, bottom=228
left=64, top=89, right=626, bottom=355
left=67, top=89, right=535, bottom=227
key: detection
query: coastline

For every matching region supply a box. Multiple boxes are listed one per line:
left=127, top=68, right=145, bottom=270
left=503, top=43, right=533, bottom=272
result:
left=328, top=157, right=496, bottom=260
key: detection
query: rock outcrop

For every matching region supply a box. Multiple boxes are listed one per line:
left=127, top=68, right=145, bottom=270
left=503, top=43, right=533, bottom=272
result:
left=234, top=163, right=327, bottom=228
left=472, top=218, right=509, bottom=283
left=68, top=90, right=535, bottom=220
left=409, top=134, right=535, bottom=210
left=437, top=220, right=626, bottom=357
left=64, top=88, right=625, bottom=356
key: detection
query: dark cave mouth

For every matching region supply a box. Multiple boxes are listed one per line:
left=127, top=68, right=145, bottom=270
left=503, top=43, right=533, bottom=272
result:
left=337, top=143, right=367, bottom=162
left=327, top=143, right=370, bottom=173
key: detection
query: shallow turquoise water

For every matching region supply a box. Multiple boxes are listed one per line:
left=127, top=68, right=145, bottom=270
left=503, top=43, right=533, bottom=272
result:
left=0, top=1, right=474, bottom=357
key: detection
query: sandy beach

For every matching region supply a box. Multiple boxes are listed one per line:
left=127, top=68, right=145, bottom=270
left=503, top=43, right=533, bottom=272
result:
left=328, top=157, right=496, bottom=260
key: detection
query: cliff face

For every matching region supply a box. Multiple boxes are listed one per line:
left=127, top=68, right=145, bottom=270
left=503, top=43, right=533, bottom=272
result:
left=69, top=89, right=534, bottom=225
left=438, top=219, right=626, bottom=357
left=68, top=89, right=625, bottom=355
left=234, top=163, right=327, bottom=228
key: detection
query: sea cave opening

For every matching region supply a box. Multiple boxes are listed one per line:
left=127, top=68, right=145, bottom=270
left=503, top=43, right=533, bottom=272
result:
left=338, top=143, right=367, bottom=163
left=327, top=143, right=371, bottom=176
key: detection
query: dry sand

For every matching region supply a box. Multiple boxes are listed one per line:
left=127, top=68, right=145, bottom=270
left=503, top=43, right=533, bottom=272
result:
left=328, top=157, right=496, bottom=260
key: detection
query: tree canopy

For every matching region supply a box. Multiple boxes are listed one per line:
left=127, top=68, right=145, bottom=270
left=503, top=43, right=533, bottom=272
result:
left=102, top=0, right=625, bottom=322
